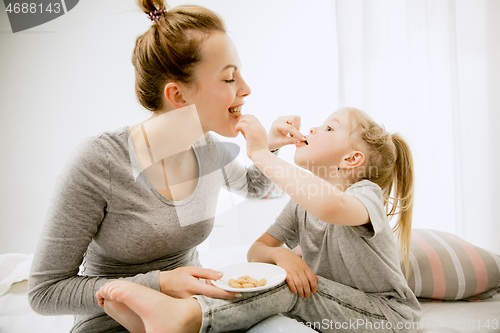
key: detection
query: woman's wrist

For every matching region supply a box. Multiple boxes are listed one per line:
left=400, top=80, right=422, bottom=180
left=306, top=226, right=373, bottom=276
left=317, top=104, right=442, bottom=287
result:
left=158, top=270, right=170, bottom=294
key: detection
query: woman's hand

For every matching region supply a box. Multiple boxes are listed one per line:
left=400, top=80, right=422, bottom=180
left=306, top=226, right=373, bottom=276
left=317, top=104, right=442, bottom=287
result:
left=272, top=247, right=318, bottom=298
left=235, top=115, right=269, bottom=159
left=267, top=115, right=306, bottom=151
left=159, top=267, right=238, bottom=299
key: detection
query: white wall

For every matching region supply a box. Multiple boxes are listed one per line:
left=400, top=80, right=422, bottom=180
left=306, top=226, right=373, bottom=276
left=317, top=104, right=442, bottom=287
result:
left=0, top=0, right=338, bottom=254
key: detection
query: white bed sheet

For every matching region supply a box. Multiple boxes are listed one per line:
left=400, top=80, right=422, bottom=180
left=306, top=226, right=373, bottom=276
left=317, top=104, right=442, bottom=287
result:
left=418, top=296, right=500, bottom=333
left=1, top=248, right=499, bottom=333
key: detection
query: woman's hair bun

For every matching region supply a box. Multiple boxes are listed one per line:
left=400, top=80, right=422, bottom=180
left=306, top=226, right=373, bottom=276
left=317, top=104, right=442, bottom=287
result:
left=136, top=0, right=170, bottom=15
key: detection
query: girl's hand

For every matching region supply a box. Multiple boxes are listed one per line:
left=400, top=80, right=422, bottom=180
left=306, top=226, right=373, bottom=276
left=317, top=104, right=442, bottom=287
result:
left=235, top=115, right=269, bottom=159
left=267, top=116, right=306, bottom=151
left=272, top=247, right=318, bottom=298
left=159, top=267, right=238, bottom=299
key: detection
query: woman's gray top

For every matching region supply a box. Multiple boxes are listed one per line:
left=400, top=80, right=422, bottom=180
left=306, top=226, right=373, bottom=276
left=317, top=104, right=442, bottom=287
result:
left=28, top=127, right=273, bottom=332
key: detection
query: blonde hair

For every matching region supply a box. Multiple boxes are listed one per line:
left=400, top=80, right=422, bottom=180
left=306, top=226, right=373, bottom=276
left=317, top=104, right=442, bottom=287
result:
left=133, top=0, right=226, bottom=112
left=346, top=107, right=414, bottom=279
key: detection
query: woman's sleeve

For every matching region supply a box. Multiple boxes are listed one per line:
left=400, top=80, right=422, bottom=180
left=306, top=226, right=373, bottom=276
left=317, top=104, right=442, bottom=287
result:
left=209, top=134, right=274, bottom=199
left=28, top=137, right=160, bottom=316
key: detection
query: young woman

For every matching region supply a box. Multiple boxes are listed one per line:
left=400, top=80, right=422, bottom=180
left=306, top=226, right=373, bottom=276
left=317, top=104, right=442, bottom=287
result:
left=95, top=107, right=422, bottom=333
left=27, top=1, right=306, bottom=332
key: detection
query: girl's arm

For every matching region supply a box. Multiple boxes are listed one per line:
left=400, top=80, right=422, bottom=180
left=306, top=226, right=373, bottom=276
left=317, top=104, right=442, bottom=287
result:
left=236, top=116, right=369, bottom=226
left=247, top=231, right=286, bottom=264
left=215, top=115, right=306, bottom=199
left=248, top=233, right=318, bottom=298
left=207, top=133, right=273, bottom=199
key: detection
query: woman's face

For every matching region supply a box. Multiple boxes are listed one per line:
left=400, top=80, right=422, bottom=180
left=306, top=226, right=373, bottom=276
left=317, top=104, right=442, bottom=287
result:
left=183, top=32, right=251, bottom=137
left=294, top=109, right=353, bottom=174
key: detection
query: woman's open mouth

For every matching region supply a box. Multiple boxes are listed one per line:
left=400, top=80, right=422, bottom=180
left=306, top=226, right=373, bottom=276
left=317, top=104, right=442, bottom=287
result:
left=228, top=105, right=242, bottom=118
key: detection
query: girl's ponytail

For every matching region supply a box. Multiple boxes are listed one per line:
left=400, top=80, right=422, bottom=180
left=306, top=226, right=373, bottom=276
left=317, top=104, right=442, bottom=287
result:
left=388, top=133, right=414, bottom=280
left=347, top=108, right=415, bottom=280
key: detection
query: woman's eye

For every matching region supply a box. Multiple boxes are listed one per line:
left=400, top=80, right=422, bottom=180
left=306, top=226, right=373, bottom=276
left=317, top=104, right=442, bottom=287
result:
left=327, top=126, right=334, bottom=131
left=224, top=79, right=235, bottom=83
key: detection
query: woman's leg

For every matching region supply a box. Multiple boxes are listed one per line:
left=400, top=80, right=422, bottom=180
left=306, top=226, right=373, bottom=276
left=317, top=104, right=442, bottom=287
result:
left=97, top=280, right=202, bottom=333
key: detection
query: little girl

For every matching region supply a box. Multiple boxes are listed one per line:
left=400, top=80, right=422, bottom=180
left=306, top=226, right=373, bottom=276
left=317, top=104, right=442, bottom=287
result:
left=96, top=107, right=422, bottom=333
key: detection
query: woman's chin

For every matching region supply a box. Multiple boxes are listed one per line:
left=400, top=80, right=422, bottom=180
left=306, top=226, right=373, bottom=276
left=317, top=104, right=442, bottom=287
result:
left=223, top=115, right=239, bottom=137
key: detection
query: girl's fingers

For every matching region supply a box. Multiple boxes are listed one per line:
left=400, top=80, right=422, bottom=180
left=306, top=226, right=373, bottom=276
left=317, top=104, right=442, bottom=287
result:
left=278, top=124, right=305, bottom=141
left=292, top=274, right=305, bottom=298
left=278, top=115, right=301, bottom=127
left=274, top=136, right=304, bottom=148
left=287, top=137, right=303, bottom=145
left=235, top=119, right=257, bottom=134
left=95, top=291, right=104, bottom=307
left=234, top=123, right=247, bottom=138
left=297, top=271, right=311, bottom=298
left=306, top=271, right=319, bottom=294
left=285, top=274, right=297, bottom=294
left=238, top=114, right=261, bottom=126
left=285, top=116, right=301, bottom=132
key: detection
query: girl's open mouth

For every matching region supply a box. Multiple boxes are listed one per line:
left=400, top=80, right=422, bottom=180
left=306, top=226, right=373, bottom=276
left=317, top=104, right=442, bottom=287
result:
left=295, top=141, right=307, bottom=147
left=228, top=106, right=242, bottom=118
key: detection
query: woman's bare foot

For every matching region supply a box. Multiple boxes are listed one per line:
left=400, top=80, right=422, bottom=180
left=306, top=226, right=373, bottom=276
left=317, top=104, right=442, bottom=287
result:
left=96, top=280, right=202, bottom=333
left=103, top=299, right=146, bottom=333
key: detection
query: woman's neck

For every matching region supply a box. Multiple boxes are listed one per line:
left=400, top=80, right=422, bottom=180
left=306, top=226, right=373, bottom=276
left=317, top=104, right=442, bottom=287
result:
left=129, top=105, right=205, bottom=168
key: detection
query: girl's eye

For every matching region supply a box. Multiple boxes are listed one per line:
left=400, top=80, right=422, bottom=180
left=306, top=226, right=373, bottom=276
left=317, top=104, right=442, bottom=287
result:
left=327, top=126, right=334, bottom=131
left=224, top=79, right=235, bottom=83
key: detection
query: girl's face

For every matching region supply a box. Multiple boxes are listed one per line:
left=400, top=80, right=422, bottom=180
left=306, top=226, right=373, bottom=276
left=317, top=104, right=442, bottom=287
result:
left=294, top=109, right=353, bottom=174
left=183, top=32, right=251, bottom=137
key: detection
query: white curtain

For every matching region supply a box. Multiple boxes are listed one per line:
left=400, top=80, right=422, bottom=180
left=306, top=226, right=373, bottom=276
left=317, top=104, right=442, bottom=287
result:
left=335, top=0, right=500, bottom=253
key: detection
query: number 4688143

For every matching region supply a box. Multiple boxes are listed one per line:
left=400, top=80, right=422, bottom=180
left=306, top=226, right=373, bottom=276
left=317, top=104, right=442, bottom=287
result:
left=5, top=3, right=62, bottom=14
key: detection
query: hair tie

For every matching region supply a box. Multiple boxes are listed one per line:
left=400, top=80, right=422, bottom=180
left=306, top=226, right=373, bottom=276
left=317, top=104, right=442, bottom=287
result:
left=147, top=9, right=167, bottom=23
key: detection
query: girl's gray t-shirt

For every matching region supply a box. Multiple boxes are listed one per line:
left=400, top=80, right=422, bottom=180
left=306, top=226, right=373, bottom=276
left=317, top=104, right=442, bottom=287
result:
left=266, top=180, right=422, bottom=327
left=28, top=127, right=273, bottom=332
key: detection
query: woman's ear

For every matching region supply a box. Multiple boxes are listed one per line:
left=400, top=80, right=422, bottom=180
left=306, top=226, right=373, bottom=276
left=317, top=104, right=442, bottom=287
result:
left=164, top=82, right=189, bottom=108
left=341, top=151, right=365, bottom=169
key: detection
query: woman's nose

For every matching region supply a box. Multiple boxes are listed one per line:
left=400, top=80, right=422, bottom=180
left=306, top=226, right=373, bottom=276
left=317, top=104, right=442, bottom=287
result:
left=310, top=128, right=315, bottom=134
left=238, top=77, right=251, bottom=97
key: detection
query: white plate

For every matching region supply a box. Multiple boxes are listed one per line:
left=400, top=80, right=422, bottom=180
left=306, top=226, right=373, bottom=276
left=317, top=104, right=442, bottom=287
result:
left=211, top=263, right=287, bottom=292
